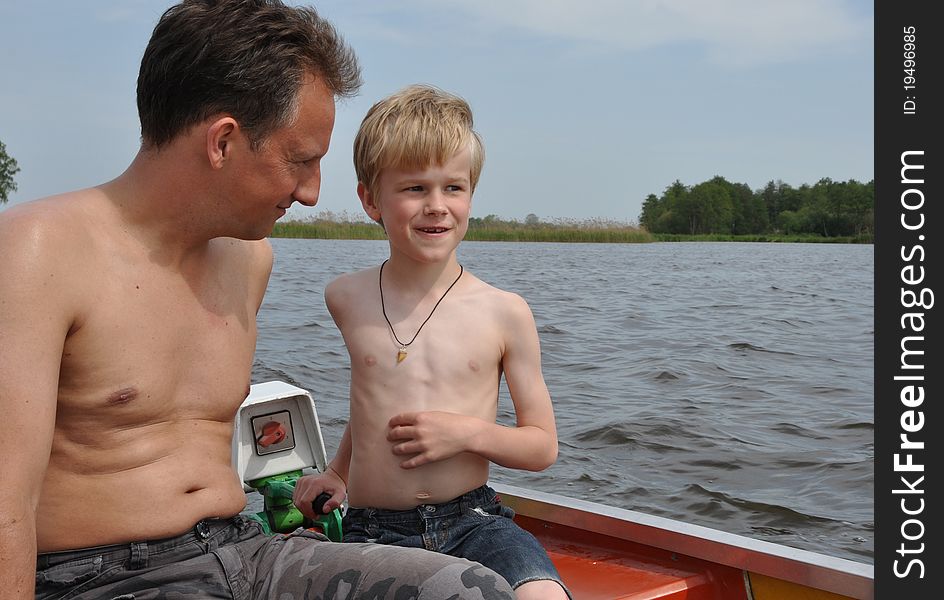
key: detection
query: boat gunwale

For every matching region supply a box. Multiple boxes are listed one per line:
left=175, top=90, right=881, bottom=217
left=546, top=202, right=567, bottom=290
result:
left=491, top=482, right=874, bottom=600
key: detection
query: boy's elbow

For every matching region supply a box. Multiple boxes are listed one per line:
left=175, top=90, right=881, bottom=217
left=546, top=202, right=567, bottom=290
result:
left=532, top=441, right=558, bottom=471
left=545, top=444, right=559, bottom=469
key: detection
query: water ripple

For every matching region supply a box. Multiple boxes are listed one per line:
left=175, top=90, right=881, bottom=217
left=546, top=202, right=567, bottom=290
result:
left=254, top=239, right=874, bottom=563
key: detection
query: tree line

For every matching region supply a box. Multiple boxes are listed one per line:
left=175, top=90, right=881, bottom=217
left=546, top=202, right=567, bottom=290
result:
left=0, top=139, right=20, bottom=204
left=0, top=140, right=874, bottom=244
left=639, top=176, right=873, bottom=240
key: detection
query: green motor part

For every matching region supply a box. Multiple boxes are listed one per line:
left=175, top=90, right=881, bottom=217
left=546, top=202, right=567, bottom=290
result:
left=268, top=504, right=306, bottom=532
left=247, top=471, right=343, bottom=541
left=311, top=504, right=343, bottom=542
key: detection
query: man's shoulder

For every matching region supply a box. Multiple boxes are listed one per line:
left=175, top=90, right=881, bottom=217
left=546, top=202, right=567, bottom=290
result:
left=0, top=194, right=103, bottom=320
left=208, top=238, right=274, bottom=294
left=0, top=193, right=97, bottom=260
left=0, top=192, right=85, bottom=224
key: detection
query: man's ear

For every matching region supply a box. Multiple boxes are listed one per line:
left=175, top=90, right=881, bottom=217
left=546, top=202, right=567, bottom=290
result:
left=358, top=181, right=382, bottom=223
left=206, top=116, right=239, bottom=169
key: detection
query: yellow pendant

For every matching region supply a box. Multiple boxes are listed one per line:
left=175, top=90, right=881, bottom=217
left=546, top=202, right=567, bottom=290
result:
left=397, top=349, right=408, bottom=363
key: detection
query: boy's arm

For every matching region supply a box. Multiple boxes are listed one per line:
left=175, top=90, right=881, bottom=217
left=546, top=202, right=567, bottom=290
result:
left=293, top=423, right=351, bottom=518
left=389, top=294, right=558, bottom=471
left=492, top=293, right=559, bottom=469
left=293, top=277, right=353, bottom=519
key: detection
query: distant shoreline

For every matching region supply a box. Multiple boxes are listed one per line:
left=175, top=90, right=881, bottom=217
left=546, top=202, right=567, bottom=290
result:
left=271, top=220, right=872, bottom=244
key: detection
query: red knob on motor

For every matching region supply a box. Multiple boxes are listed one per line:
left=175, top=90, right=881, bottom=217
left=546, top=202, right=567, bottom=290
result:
left=257, top=421, right=287, bottom=447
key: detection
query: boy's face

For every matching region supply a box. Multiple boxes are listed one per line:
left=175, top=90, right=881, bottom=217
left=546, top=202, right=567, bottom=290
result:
left=360, top=146, right=472, bottom=264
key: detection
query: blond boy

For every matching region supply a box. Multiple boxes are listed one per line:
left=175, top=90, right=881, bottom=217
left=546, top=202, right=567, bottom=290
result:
left=293, top=85, right=570, bottom=598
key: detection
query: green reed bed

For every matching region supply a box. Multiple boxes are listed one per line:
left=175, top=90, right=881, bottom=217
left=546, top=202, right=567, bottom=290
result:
left=464, top=224, right=652, bottom=243
left=271, top=216, right=868, bottom=244
left=273, top=219, right=387, bottom=240
left=271, top=216, right=653, bottom=243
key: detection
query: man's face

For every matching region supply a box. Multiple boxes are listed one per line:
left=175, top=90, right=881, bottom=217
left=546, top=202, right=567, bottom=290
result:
left=228, top=76, right=336, bottom=239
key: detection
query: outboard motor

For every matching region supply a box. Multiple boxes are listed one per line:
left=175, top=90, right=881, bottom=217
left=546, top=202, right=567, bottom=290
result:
left=233, top=381, right=342, bottom=541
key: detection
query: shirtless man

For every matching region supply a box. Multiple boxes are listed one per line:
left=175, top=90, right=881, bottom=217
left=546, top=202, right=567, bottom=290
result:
left=292, top=85, right=570, bottom=599
left=0, top=3, right=513, bottom=599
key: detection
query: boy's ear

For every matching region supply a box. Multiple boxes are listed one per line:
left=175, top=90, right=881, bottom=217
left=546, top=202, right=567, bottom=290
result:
left=358, top=182, right=382, bottom=223
left=206, top=116, right=239, bottom=169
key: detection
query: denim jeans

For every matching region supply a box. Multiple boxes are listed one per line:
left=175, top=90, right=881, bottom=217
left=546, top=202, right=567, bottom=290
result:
left=35, top=515, right=514, bottom=599
left=343, top=485, right=571, bottom=597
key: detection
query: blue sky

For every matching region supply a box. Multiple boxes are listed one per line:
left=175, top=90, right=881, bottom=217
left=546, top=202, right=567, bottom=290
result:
left=0, top=1, right=873, bottom=223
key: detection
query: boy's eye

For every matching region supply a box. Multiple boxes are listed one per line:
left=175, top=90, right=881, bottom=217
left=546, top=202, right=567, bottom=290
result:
left=446, top=185, right=464, bottom=192
left=405, top=185, right=424, bottom=192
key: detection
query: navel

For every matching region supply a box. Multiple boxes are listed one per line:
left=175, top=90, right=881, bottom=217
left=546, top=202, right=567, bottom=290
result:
left=106, top=387, right=139, bottom=406
left=415, top=491, right=432, bottom=501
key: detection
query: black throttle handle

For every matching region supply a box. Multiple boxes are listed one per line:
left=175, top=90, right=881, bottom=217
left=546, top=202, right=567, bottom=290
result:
left=312, top=492, right=332, bottom=515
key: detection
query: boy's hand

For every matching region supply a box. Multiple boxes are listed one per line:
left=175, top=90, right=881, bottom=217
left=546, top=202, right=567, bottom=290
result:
left=292, top=470, right=346, bottom=520
left=387, top=411, right=481, bottom=469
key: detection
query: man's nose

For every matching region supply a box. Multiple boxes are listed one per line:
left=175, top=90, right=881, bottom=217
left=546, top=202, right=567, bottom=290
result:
left=293, top=169, right=321, bottom=207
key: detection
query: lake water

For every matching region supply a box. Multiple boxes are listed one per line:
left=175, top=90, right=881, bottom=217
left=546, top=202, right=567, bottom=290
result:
left=251, top=238, right=874, bottom=564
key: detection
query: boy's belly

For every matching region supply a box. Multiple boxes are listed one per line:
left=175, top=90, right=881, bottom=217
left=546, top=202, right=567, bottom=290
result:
left=347, top=447, right=490, bottom=510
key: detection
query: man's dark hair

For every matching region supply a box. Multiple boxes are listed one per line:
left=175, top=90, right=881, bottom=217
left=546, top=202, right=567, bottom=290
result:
left=137, top=0, right=361, bottom=149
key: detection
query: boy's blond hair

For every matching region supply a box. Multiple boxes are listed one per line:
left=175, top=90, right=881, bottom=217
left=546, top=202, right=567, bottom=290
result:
left=353, top=84, right=484, bottom=200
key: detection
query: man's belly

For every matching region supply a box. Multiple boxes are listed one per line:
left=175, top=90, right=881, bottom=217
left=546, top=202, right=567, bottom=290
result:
left=36, top=446, right=247, bottom=552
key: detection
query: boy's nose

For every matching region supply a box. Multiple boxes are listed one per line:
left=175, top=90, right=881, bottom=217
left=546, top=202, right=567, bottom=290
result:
left=423, top=192, right=447, bottom=215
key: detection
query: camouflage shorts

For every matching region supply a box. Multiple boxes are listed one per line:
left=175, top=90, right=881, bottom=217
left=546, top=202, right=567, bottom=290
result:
left=35, top=515, right=514, bottom=599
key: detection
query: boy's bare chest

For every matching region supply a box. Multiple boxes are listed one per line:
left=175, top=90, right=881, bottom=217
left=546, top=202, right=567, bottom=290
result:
left=346, top=307, right=501, bottom=375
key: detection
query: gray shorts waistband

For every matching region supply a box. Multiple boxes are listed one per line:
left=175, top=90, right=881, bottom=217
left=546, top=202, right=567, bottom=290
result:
left=36, top=516, right=248, bottom=570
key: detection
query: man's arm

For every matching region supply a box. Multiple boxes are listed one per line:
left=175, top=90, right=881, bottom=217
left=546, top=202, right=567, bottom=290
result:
left=247, top=238, right=274, bottom=315
left=0, top=209, right=77, bottom=599
left=388, top=293, right=559, bottom=471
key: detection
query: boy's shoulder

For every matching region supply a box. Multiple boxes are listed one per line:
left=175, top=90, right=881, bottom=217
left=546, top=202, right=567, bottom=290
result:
left=462, top=271, right=533, bottom=315
left=327, top=265, right=380, bottom=290
left=324, top=266, right=380, bottom=320
left=326, top=266, right=378, bottom=301
left=464, top=271, right=512, bottom=296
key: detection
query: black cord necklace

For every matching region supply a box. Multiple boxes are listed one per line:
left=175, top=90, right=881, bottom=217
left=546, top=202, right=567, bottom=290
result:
left=379, top=259, right=464, bottom=363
